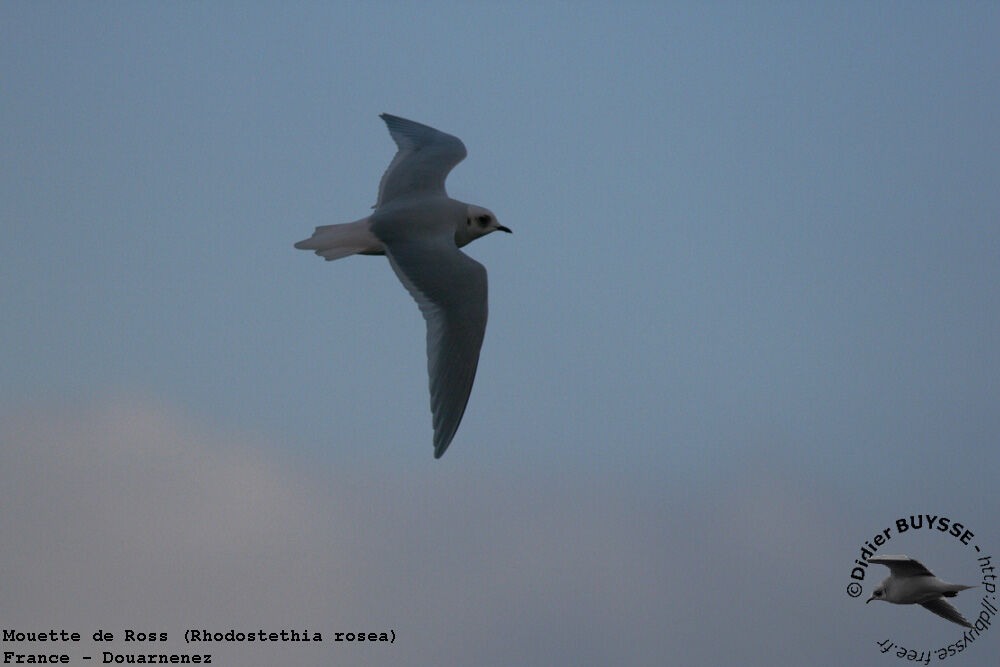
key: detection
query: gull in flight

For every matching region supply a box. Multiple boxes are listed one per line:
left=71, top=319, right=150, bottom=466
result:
left=867, top=555, right=975, bottom=628
left=295, top=114, right=510, bottom=458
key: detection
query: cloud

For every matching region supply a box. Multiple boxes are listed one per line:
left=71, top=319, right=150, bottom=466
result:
left=1, top=396, right=993, bottom=666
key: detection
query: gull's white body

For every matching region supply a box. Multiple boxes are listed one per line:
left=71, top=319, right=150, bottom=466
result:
left=295, top=114, right=509, bottom=458
left=867, top=555, right=974, bottom=628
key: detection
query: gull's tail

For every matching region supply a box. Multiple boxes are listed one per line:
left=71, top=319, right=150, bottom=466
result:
left=294, top=217, right=383, bottom=261
left=942, top=584, right=975, bottom=597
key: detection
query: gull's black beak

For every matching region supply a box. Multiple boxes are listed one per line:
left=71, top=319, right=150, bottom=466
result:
left=865, top=597, right=873, bottom=604
left=496, top=225, right=512, bottom=234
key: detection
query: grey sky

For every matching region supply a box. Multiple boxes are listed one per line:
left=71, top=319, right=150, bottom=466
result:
left=2, top=3, right=998, bottom=665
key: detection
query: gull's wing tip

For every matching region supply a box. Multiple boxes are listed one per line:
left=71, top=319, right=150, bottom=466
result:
left=921, top=598, right=974, bottom=628
left=433, top=433, right=454, bottom=459
left=379, top=112, right=412, bottom=130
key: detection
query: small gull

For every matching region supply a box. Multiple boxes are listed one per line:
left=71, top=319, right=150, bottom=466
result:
left=295, top=114, right=510, bottom=458
left=867, top=555, right=975, bottom=628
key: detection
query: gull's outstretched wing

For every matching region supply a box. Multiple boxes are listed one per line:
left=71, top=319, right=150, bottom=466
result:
left=869, top=555, right=935, bottom=578
left=377, top=114, right=467, bottom=208
left=921, top=598, right=974, bottom=628
left=379, top=233, right=488, bottom=458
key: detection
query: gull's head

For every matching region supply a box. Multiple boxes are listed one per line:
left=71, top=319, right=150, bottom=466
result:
left=464, top=204, right=511, bottom=241
left=866, top=585, right=886, bottom=604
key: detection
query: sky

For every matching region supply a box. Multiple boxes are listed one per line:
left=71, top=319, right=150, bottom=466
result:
left=1, top=2, right=999, bottom=665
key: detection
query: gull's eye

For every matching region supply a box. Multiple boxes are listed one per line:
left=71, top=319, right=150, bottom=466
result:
left=477, top=214, right=491, bottom=226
